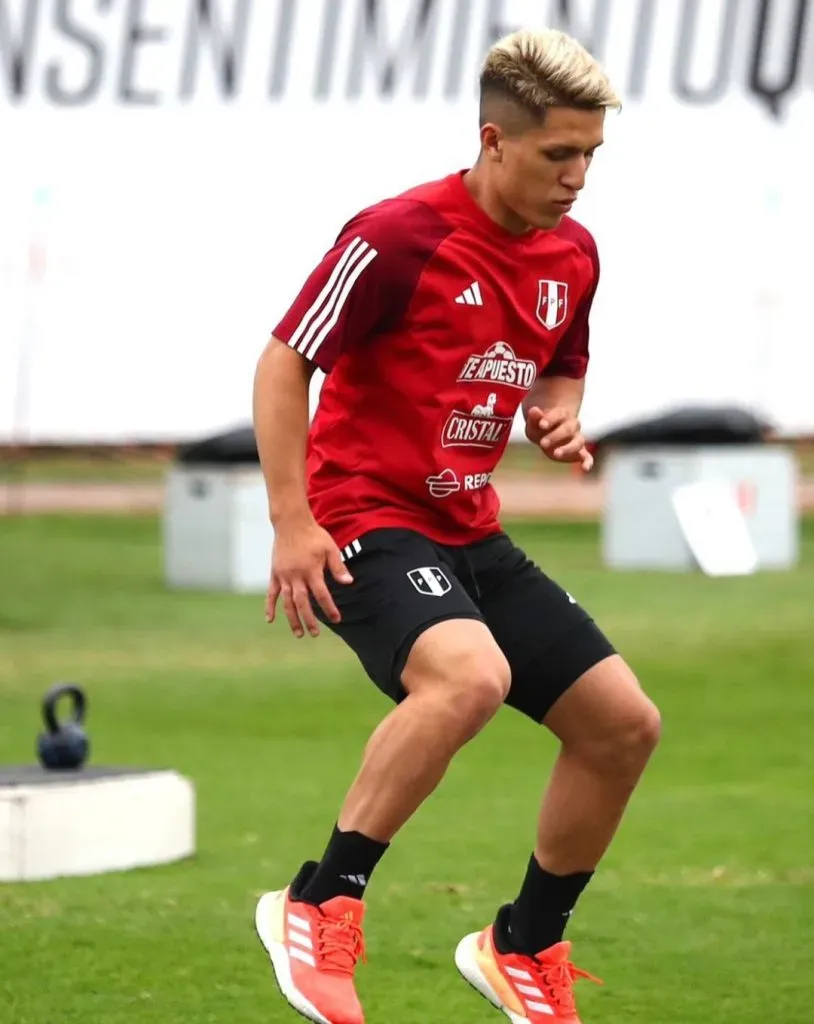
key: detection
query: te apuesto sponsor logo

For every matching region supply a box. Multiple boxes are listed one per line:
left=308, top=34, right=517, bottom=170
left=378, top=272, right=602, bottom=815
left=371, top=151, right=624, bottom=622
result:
left=457, top=341, right=536, bottom=391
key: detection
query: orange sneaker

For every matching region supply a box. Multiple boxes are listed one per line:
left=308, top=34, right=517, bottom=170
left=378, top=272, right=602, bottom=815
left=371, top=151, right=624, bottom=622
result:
left=454, top=910, right=601, bottom=1023
left=255, top=865, right=366, bottom=1024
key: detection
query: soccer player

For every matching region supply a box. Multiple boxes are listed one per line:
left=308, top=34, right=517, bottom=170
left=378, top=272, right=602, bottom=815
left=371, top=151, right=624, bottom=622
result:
left=252, top=27, right=661, bottom=1024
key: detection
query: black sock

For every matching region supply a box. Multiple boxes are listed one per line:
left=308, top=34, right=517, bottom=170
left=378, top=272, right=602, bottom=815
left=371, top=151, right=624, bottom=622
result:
left=296, top=824, right=389, bottom=905
left=496, top=854, right=593, bottom=956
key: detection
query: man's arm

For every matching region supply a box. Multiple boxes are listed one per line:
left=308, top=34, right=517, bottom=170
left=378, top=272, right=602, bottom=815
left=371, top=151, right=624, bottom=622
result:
left=522, top=239, right=597, bottom=469
left=521, top=320, right=591, bottom=469
left=257, top=205, right=441, bottom=637
left=522, top=375, right=585, bottom=423
left=257, top=220, right=394, bottom=529
left=522, top=378, right=592, bottom=471
left=253, top=336, right=351, bottom=637
left=253, top=226, right=390, bottom=636
left=252, top=337, right=315, bottom=527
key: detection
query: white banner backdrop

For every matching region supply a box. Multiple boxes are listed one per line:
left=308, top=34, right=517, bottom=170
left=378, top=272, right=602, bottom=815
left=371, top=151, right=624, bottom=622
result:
left=1, top=0, right=812, bottom=443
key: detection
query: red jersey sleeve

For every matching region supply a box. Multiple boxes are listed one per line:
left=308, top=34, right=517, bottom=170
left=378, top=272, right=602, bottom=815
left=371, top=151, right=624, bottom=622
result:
left=273, top=200, right=451, bottom=373
left=540, top=230, right=600, bottom=380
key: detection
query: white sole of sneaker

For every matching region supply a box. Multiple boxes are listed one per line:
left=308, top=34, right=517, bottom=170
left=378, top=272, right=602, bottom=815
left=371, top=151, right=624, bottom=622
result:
left=454, top=932, right=528, bottom=1024
left=255, top=891, right=332, bottom=1024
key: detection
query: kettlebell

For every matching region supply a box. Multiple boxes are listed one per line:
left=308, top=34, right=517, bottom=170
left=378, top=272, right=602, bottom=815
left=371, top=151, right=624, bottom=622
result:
left=36, top=683, right=90, bottom=771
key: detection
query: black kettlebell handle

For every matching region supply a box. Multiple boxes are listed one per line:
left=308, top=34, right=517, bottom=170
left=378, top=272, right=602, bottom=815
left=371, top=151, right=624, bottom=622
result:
left=42, top=683, right=87, bottom=734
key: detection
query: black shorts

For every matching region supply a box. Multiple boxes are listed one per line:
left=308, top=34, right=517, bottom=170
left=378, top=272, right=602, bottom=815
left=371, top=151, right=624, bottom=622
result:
left=314, top=528, right=616, bottom=722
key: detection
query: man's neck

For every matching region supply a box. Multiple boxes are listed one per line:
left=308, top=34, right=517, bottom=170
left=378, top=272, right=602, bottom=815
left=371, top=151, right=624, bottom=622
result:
left=462, top=163, right=533, bottom=237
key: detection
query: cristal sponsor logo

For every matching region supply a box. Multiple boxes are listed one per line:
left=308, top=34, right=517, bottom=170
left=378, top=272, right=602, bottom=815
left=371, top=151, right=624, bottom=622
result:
left=425, top=469, right=492, bottom=498
left=441, top=393, right=512, bottom=450
left=458, top=341, right=536, bottom=390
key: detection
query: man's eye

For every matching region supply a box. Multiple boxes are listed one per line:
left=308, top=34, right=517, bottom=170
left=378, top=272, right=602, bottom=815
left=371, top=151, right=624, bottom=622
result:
left=544, top=149, right=598, bottom=162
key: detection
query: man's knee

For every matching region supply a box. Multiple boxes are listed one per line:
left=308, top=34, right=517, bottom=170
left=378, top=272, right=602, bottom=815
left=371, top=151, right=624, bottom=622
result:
left=462, top=654, right=512, bottom=728
left=584, top=695, right=661, bottom=779
left=402, top=618, right=511, bottom=738
left=546, top=656, right=661, bottom=780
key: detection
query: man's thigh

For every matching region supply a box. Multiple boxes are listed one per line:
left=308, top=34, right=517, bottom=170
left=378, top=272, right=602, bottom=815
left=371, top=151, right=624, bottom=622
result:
left=469, top=533, right=617, bottom=722
left=312, top=528, right=483, bottom=703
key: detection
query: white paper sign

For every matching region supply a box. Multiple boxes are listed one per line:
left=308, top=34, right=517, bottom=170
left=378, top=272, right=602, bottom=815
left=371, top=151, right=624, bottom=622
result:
left=671, top=480, right=759, bottom=577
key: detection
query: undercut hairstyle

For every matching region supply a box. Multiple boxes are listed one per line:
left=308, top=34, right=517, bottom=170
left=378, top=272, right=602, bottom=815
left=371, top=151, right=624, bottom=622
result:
left=480, top=28, right=622, bottom=132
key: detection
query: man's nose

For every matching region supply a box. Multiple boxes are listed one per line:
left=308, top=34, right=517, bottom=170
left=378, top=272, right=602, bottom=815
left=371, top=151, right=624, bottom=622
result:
left=561, top=157, right=587, bottom=191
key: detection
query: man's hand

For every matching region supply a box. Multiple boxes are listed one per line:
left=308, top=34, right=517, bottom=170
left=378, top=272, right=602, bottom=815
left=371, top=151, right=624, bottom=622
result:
left=525, top=405, right=594, bottom=472
left=267, top=518, right=353, bottom=638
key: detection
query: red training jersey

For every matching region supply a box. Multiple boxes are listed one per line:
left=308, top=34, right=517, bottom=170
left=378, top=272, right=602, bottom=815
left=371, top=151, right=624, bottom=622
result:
left=272, top=170, right=599, bottom=549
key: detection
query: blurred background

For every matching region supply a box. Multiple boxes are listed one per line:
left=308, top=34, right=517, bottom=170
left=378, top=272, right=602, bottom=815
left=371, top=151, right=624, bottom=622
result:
left=2, top=2, right=813, bottom=1023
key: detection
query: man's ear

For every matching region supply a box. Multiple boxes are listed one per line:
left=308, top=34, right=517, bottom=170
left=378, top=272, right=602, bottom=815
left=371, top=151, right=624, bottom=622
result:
left=480, top=123, right=503, bottom=162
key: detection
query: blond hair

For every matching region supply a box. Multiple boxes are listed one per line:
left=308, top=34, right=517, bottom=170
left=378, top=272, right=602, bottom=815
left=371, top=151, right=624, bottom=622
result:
left=480, top=28, right=622, bottom=121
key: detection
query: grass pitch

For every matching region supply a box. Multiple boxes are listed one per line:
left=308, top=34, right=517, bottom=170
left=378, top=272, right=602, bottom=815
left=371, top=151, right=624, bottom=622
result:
left=1, top=515, right=813, bottom=1023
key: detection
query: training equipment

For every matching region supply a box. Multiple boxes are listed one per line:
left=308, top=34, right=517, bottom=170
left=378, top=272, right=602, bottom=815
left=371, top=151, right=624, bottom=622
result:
left=1, top=680, right=195, bottom=882
left=602, top=444, right=798, bottom=572
left=0, top=766, right=196, bottom=882
left=36, top=682, right=90, bottom=770
left=163, top=429, right=273, bottom=593
left=596, top=407, right=798, bottom=573
left=255, top=878, right=366, bottom=1024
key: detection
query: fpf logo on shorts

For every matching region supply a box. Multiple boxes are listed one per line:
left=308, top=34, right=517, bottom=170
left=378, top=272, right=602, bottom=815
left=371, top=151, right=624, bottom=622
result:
left=407, top=567, right=452, bottom=597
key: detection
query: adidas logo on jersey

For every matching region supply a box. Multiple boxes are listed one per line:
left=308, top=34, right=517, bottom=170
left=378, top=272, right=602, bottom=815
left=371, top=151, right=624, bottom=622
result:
left=455, top=281, right=483, bottom=306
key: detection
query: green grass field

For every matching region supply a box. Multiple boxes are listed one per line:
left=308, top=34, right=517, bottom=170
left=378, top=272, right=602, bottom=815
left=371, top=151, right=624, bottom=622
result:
left=1, top=515, right=813, bottom=1023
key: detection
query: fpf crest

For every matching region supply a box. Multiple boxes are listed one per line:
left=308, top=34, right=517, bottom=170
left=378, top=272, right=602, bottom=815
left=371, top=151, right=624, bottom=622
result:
left=536, top=280, right=568, bottom=330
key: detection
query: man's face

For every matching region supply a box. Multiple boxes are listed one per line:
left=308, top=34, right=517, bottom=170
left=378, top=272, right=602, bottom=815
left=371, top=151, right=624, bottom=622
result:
left=486, top=106, right=606, bottom=230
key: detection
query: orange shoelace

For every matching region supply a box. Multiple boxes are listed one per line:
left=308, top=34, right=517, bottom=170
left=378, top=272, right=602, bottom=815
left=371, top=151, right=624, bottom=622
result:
left=532, top=955, right=602, bottom=1013
left=316, top=916, right=367, bottom=975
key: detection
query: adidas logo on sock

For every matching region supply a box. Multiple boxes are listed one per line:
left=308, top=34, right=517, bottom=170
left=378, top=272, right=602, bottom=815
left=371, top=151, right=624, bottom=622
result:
left=339, top=874, right=367, bottom=887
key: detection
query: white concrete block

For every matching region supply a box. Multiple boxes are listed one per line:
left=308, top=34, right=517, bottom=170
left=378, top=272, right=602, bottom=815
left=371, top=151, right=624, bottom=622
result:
left=0, top=767, right=196, bottom=882
left=602, top=445, right=799, bottom=571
